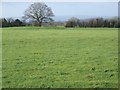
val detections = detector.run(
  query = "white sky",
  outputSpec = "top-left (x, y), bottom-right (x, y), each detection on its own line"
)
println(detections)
top-left (0, 0), bottom-right (119, 19)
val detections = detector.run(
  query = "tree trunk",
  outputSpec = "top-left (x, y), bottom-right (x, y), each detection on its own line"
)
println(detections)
top-left (39, 24), bottom-right (42, 27)
top-left (37, 20), bottom-right (42, 27)
top-left (38, 22), bottom-right (42, 27)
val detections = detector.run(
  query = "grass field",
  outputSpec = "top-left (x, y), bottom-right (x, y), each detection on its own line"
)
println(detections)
top-left (2, 27), bottom-right (118, 88)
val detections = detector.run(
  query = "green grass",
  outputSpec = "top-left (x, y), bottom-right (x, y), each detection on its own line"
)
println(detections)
top-left (2, 27), bottom-right (118, 88)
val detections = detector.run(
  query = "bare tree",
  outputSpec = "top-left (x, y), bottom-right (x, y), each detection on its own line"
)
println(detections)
top-left (23, 2), bottom-right (54, 27)
top-left (65, 17), bottom-right (80, 27)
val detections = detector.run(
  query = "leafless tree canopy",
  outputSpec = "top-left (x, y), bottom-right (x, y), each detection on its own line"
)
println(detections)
top-left (23, 2), bottom-right (54, 26)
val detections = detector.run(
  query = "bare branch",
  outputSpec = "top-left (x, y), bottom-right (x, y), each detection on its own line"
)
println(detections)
top-left (23, 2), bottom-right (54, 26)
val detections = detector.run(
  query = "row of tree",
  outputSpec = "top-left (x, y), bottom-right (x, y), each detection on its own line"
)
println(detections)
top-left (65, 17), bottom-right (119, 28)
top-left (0, 18), bottom-right (25, 27)
top-left (0, 17), bottom-right (119, 28)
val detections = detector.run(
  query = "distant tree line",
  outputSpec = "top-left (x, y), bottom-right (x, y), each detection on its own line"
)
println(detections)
top-left (0, 18), bottom-right (63, 27)
top-left (0, 18), bottom-right (25, 27)
top-left (0, 17), bottom-right (119, 28)
top-left (65, 17), bottom-right (119, 28)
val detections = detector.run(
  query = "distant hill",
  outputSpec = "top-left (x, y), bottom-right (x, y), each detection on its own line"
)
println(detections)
top-left (3, 15), bottom-right (117, 22)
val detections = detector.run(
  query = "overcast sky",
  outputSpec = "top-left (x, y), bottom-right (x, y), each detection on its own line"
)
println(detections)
top-left (1, 2), bottom-right (118, 19)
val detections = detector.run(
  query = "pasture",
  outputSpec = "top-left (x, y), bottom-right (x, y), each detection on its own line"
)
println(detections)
top-left (2, 27), bottom-right (118, 88)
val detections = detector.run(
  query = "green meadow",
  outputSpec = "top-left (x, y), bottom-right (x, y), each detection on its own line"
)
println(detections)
top-left (2, 27), bottom-right (118, 88)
